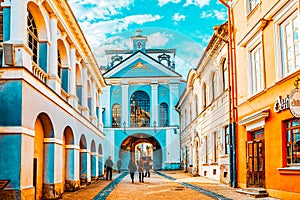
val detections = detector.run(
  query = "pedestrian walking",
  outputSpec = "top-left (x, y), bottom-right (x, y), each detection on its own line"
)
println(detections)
top-left (144, 158), bottom-right (151, 178)
top-left (105, 156), bottom-right (113, 180)
top-left (128, 158), bottom-right (137, 183)
top-left (117, 158), bottom-right (122, 173)
top-left (138, 158), bottom-right (145, 183)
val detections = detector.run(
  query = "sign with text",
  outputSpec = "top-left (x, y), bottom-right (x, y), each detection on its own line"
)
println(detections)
top-left (289, 88), bottom-right (300, 118)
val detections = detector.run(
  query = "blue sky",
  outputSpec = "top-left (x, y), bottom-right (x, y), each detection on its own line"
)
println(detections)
top-left (67, 0), bottom-right (227, 78)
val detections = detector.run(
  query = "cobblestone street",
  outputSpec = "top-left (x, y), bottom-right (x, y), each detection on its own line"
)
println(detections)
top-left (61, 170), bottom-right (279, 200)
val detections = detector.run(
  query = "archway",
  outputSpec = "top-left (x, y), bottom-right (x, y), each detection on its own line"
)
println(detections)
top-left (79, 134), bottom-right (88, 185)
top-left (33, 113), bottom-right (54, 199)
top-left (63, 126), bottom-right (74, 191)
top-left (120, 133), bottom-right (162, 170)
top-left (98, 144), bottom-right (103, 177)
top-left (90, 140), bottom-right (97, 180)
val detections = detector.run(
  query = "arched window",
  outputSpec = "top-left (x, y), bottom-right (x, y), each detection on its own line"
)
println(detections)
top-left (27, 10), bottom-right (38, 64)
top-left (159, 103), bottom-right (169, 127)
top-left (212, 73), bottom-right (217, 100)
top-left (130, 91), bottom-right (150, 127)
top-left (202, 83), bottom-right (207, 109)
top-left (222, 59), bottom-right (228, 91)
top-left (112, 104), bottom-right (121, 127)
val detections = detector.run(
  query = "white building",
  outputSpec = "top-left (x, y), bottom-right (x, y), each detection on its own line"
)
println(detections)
top-left (0, 0), bottom-right (106, 199)
top-left (176, 23), bottom-right (230, 184)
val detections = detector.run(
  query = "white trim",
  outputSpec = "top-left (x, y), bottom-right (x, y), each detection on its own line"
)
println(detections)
top-left (80, 149), bottom-right (91, 153)
top-left (239, 107), bottom-right (270, 131)
top-left (65, 144), bottom-right (80, 150)
top-left (0, 126), bottom-right (35, 137)
top-left (90, 152), bottom-right (98, 156)
top-left (44, 138), bottom-right (63, 145)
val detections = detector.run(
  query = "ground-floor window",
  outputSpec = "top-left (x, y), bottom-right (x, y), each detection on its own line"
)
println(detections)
top-left (285, 119), bottom-right (300, 165)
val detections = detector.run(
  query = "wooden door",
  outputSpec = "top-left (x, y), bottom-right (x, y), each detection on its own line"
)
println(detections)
top-left (246, 140), bottom-right (265, 188)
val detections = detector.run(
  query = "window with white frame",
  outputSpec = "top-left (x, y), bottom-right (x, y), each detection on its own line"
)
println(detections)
top-left (280, 12), bottom-right (300, 77)
top-left (212, 72), bottom-right (217, 100)
top-left (248, 0), bottom-right (260, 13)
top-left (224, 125), bottom-right (230, 155)
top-left (250, 44), bottom-right (263, 95)
top-left (202, 83), bottom-right (207, 109)
top-left (212, 132), bottom-right (217, 163)
top-left (222, 58), bottom-right (228, 91)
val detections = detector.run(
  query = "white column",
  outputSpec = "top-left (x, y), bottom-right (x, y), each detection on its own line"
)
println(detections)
top-left (91, 79), bottom-right (97, 124)
top-left (10, 0), bottom-right (27, 43)
top-left (121, 84), bottom-right (129, 126)
top-left (102, 86), bottom-right (111, 127)
top-left (48, 15), bottom-right (60, 93)
top-left (98, 92), bottom-right (104, 131)
top-left (82, 66), bottom-right (89, 118)
top-left (151, 83), bottom-right (158, 126)
top-left (169, 83), bottom-right (179, 126)
top-left (68, 46), bottom-right (78, 107)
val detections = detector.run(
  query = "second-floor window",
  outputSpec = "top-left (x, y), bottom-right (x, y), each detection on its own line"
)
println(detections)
top-left (27, 10), bottom-right (38, 64)
top-left (112, 104), bottom-right (121, 127)
top-left (130, 91), bottom-right (150, 127)
top-left (222, 59), bottom-right (228, 91)
top-left (159, 103), bottom-right (169, 127)
top-left (280, 13), bottom-right (300, 77)
top-left (250, 44), bottom-right (263, 95)
top-left (248, 0), bottom-right (259, 13)
top-left (212, 73), bottom-right (217, 100)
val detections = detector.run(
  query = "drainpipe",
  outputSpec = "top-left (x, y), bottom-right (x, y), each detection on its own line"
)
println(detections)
top-left (218, 0), bottom-right (238, 188)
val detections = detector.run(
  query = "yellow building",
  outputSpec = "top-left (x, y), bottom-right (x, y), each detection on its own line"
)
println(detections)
top-left (230, 0), bottom-right (300, 198)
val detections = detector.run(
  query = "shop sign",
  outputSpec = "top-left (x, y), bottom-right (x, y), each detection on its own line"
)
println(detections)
top-left (274, 95), bottom-right (289, 113)
top-left (289, 88), bottom-right (300, 118)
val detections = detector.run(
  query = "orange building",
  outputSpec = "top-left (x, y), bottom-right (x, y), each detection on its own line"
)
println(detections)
top-left (229, 0), bottom-right (300, 199)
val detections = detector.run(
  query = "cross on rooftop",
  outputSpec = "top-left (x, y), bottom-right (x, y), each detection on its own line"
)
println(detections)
top-left (137, 29), bottom-right (142, 36)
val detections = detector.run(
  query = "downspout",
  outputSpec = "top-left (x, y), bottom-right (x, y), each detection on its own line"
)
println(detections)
top-left (218, 0), bottom-right (238, 188)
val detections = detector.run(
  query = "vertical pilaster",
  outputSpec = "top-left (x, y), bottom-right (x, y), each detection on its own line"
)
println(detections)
top-left (82, 66), bottom-right (89, 118)
top-left (9, 0), bottom-right (26, 43)
top-left (169, 83), bottom-right (179, 126)
top-left (68, 46), bottom-right (78, 108)
top-left (102, 86), bottom-right (111, 127)
top-left (97, 92), bottom-right (104, 131)
top-left (48, 15), bottom-right (61, 93)
top-left (90, 80), bottom-right (97, 124)
top-left (151, 83), bottom-right (158, 126)
top-left (121, 84), bottom-right (129, 126)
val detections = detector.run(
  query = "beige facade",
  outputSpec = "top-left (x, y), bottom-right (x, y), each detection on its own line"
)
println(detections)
top-left (176, 23), bottom-right (230, 184)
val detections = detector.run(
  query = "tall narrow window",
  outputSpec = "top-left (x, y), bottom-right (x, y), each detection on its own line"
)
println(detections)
top-left (250, 44), bottom-right (263, 94)
top-left (112, 104), bottom-right (121, 127)
top-left (212, 132), bottom-right (217, 163)
top-left (280, 13), bottom-right (300, 77)
top-left (248, 0), bottom-right (259, 12)
top-left (222, 59), bottom-right (228, 91)
top-left (204, 136), bottom-right (208, 164)
top-left (195, 95), bottom-right (198, 117)
top-left (130, 91), bottom-right (150, 127)
top-left (285, 119), bottom-right (300, 166)
top-left (159, 103), bottom-right (168, 127)
top-left (212, 73), bottom-right (217, 100)
top-left (57, 50), bottom-right (62, 78)
top-left (27, 10), bottom-right (38, 64)
top-left (202, 83), bottom-right (207, 109)
top-left (224, 125), bottom-right (230, 155)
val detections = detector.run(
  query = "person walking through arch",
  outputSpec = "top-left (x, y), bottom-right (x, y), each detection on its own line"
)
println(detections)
top-left (117, 158), bottom-right (122, 173)
top-left (128, 158), bottom-right (137, 183)
top-left (144, 158), bottom-right (151, 178)
top-left (138, 158), bottom-right (145, 183)
top-left (105, 156), bottom-right (113, 180)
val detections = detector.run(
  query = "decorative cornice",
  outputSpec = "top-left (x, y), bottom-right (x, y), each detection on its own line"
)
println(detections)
top-left (239, 107), bottom-right (270, 126)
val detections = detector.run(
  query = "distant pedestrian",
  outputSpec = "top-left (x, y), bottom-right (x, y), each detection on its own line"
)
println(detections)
top-left (144, 158), bottom-right (151, 178)
top-left (105, 156), bottom-right (113, 180)
top-left (128, 158), bottom-right (137, 183)
top-left (138, 158), bottom-right (144, 183)
top-left (117, 158), bottom-right (122, 173)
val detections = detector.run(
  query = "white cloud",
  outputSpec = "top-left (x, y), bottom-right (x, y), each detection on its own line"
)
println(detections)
top-left (158, 0), bottom-right (181, 7)
top-left (67, 0), bottom-right (134, 21)
top-left (172, 13), bottom-right (186, 25)
top-left (183, 0), bottom-right (210, 8)
top-left (200, 10), bottom-right (227, 21)
top-left (147, 32), bottom-right (173, 47)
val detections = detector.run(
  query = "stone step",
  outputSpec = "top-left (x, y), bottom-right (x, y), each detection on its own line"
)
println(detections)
top-left (236, 188), bottom-right (268, 198)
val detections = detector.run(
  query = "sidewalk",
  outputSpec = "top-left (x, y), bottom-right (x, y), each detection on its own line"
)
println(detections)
top-left (160, 170), bottom-right (280, 200)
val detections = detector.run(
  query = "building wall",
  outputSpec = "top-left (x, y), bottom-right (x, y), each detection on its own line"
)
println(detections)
top-left (233, 0), bottom-right (300, 198)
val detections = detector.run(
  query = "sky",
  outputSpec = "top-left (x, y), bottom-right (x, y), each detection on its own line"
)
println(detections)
top-left (67, 0), bottom-right (227, 79)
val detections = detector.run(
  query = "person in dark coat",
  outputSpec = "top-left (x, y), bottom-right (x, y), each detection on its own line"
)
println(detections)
top-left (137, 158), bottom-right (144, 183)
top-left (117, 158), bottom-right (122, 173)
top-left (144, 158), bottom-right (151, 178)
top-left (105, 156), bottom-right (113, 180)
top-left (128, 158), bottom-right (137, 183)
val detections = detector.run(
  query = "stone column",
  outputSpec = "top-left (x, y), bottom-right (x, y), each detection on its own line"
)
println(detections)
top-left (151, 83), bottom-right (158, 126)
top-left (102, 86), bottom-right (111, 127)
top-left (81, 66), bottom-right (89, 118)
top-left (48, 14), bottom-right (61, 93)
top-left (121, 84), bottom-right (129, 126)
top-left (90, 79), bottom-right (97, 124)
top-left (68, 46), bottom-right (78, 108)
top-left (65, 145), bottom-right (80, 191)
top-left (10, 0), bottom-right (26, 43)
top-left (169, 83), bottom-right (179, 126)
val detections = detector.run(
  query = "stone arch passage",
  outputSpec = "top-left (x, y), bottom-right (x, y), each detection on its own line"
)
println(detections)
top-left (79, 134), bottom-right (88, 185)
top-left (119, 133), bottom-right (162, 170)
top-left (90, 140), bottom-right (97, 180)
top-left (98, 144), bottom-right (103, 177)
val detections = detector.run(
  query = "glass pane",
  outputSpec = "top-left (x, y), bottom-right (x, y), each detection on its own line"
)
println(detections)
top-left (292, 120), bottom-right (299, 126)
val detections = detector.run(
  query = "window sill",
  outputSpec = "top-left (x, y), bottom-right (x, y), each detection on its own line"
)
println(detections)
top-left (277, 166), bottom-right (300, 174)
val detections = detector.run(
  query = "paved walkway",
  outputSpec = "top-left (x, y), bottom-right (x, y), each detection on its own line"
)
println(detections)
top-left (61, 170), bottom-right (280, 200)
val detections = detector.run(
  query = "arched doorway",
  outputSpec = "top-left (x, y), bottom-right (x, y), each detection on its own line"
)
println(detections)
top-left (34, 113), bottom-right (54, 199)
top-left (90, 140), bottom-right (97, 180)
top-left (63, 126), bottom-right (74, 191)
top-left (119, 133), bottom-right (162, 170)
top-left (79, 134), bottom-right (88, 185)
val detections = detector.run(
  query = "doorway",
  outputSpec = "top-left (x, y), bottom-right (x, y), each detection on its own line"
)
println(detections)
top-left (246, 129), bottom-right (265, 188)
